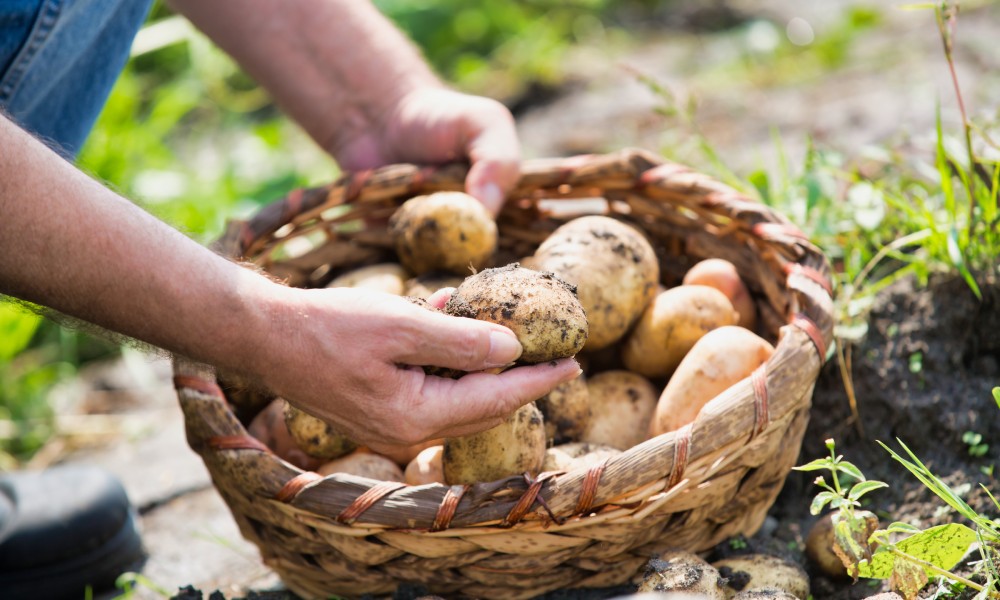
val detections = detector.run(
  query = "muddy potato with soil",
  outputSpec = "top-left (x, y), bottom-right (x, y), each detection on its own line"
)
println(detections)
top-left (326, 263), bottom-right (408, 295)
top-left (247, 399), bottom-right (323, 471)
top-left (389, 191), bottom-right (497, 276)
top-left (283, 401), bottom-right (358, 460)
top-left (404, 445), bottom-right (445, 485)
top-left (536, 373), bottom-right (590, 444)
top-left (443, 402), bottom-right (546, 484)
top-left (532, 216), bottom-right (659, 351)
top-left (637, 551), bottom-right (727, 599)
top-left (542, 442), bottom-right (620, 472)
top-left (650, 326), bottom-right (774, 437)
top-left (581, 370), bottom-right (658, 450)
top-left (711, 555), bottom-right (810, 600)
top-left (683, 258), bottom-right (757, 330)
top-left (317, 450), bottom-right (405, 481)
top-left (623, 285), bottom-right (739, 378)
top-left (444, 264), bottom-right (588, 363)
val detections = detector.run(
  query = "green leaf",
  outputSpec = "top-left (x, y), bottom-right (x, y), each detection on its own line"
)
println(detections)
top-left (856, 523), bottom-right (977, 578)
top-left (889, 556), bottom-right (928, 600)
top-left (0, 302), bottom-right (42, 362)
top-left (993, 387), bottom-right (1000, 411)
top-left (794, 458), bottom-right (834, 472)
top-left (947, 226), bottom-right (982, 300)
top-left (849, 480), bottom-right (889, 501)
top-left (810, 491), bottom-right (841, 516)
top-left (836, 461), bottom-right (866, 482)
top-left (885, 522), bottom-right (922, 536)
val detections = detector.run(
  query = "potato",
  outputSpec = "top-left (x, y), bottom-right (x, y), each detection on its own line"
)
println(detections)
top-left (389, 191), bottom-right (497, 276)
top-left (326, 263), bottom-right (407, 295)
top-left (683, 259), bottom-right (756, 331)
top-left (404, 445), bottom-right (445, 485)
top-left (318, 450), bottom-right (405, 481)
top-left (542, 442), bottom-right (620, 472)
top-left (805, 513), bottom-right (848, 580)
top-left (217, 370), bottom-right (274, 425)
top-left (443, 402), bottom-right (546, 484)
top-left (532, 216), bottom-right (659, 351)
top-left (637, 551), bottom-right (727, 599)
top-left (378, 438), bottom-right (445, 467)
top-left (732, 590), bottom-right (799, 600)
top-left (711, 555), bottom-right (809, 600)
top-left (283, 401), bottom-right (358, 460)
top-left (622, 285), bottom-right (738, 378)
top-left (247, 399), bottom-right (323, 471)
top-left (581, 370), bottom-right (658, 450)
top-left (536, 373), bottom-right (590, 444)
top-left (650, 326), bottom-right (774, 437)
top-left (403, 272), bottom-right (464, 300)
top-left (444, 264), bottom-right (588, 363)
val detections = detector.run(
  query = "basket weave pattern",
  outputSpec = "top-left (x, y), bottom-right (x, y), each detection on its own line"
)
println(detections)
top-left (172, 149), bottom-right (834, 599)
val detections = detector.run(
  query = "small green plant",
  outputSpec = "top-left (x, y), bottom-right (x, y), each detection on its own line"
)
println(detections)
top-left (796, 436), bottom-right (1000, 599)
top-left (964, 431), bottom-right (990, 458)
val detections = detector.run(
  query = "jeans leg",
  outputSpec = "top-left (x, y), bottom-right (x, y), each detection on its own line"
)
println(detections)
top-left (0, 0), bottom-right (154, 159)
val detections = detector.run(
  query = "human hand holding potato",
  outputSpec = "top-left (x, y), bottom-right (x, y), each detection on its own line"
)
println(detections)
top-left (248, 282), bottom-right (581, 455)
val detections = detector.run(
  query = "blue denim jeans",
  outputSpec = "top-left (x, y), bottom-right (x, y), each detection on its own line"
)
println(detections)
top-left (0, 0), bottom-right (153, 158)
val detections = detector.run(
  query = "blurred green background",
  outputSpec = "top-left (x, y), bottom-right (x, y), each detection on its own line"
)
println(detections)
top-left (2, 0), bottom-right (997, 462)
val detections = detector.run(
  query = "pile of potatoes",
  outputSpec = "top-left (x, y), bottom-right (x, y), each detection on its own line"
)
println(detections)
top-left (242, 191), bottom-right (776, 488)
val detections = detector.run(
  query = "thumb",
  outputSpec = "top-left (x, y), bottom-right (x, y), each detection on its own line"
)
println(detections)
top-left (396, 306), bottom-right (523, 371)
top-left (464, 108), bottom-right (520, 215)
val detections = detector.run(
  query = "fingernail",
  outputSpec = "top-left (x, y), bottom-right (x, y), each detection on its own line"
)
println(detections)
top-left (487, 330), bottom-right (522, 367)
top-left (476, 182), bottom-right (505, 215)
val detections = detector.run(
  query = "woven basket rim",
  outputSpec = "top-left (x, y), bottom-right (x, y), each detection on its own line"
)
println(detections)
top-left (173, 148), bottom-right (835, 535)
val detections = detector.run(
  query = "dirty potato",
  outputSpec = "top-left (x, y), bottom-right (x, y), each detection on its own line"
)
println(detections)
top-left (581, 370), bottom-right (658, 450)
top-left (637, 551), bottom-right (727, 599)
top-left (531, 216), bottom-right (659, 351)
top-left (443, 403), bottom-right (546, 484)
top-left (622, 285), bottom-right (738, 378)
top-left (711, 555), bottom-right (810, 600)
top-left (536, 373), bottom-right (590, 444)
top-left (326, 263), bottom-right (408, 295)
top-left (445, 264), bottom-right (588, 363)
top-left (650, 326), bottom-right (774, 437)
top-left (283, 401), bottom-right (358, 460)
top-left (389, 191), bottom-right (497, 276)
top-left (318, 450), bottom-right (405, 482)
top-left (247, 399), bottom-right (323, 471)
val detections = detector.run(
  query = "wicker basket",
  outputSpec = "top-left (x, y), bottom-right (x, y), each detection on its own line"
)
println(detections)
top-left (172, 149), bottom-right (834, 599)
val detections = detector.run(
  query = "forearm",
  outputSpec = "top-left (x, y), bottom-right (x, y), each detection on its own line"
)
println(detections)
top-left (0, 115), bottom-right (272, 374)
top-left (167, 0), bottom-right (441, 156)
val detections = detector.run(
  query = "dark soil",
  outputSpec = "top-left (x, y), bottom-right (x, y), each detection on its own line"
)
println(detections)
top-left (731, 274), bottom-right (1000, 598)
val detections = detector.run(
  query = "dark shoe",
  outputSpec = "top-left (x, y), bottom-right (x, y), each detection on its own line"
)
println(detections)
top-left (0, 464), bottom-right (145, 599)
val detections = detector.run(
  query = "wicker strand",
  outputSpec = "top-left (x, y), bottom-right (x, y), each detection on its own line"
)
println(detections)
top-left (750, 365), bottom-right (770, 440)
top-left (275, 472), bottom-right (324, 503)
top-left (574, 461), bottom-right (609, 516)
top-left (208, 435), bottom-right (270, 453)
top-left (784, 262), bottom-right (833, 296)
top-left (791, 313), bottom-right (828, 359)
top-left (666, 424), bottom-right (693, 490)
top-left (501, 473), bottom-right (547, 528)
top-left (337, 482), bottom-right (407, 525)
top-left (431, 485), bottom-right (468, 532)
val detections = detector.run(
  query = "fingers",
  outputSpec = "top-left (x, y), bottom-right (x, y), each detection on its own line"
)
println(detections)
top-left (426, 287), bottom-right (454, 310)
top-left (419, 358), bottom-right (582, 438)
top-left (464, 102), bottom-right (521, 215)
top-left (395, 303), bottom-right (523, 370)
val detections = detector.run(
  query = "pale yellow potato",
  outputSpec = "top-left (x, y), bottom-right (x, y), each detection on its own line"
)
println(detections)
top-left (711, 555), bottom-right (810, 600)
top-left (283, 402), bottom-right (358, 460)
top-left (581, 370), bottom-right (658, 450)
top-left (683, 258), bottom-right (757, 330)
top-left (326, 263), bottom-right (408, 295)
top-left (532, 216), bottom-right (659, 351)
top-left (389, 191), bottom-right (498, 276)
top-left (444, 264), bottom-right (588, 363)
top-left (443, 403), bottom-right (546, 484)
top-left (622, 285), bottom-right (739, 378)
top-left (318, 450), bottom-right (405, 482)
top-left (536, 373), bottom-right (590, 444)
top-left (403, 273), bottom-right (464, 300)
top-left (650, 326), bottom-right (774, 438)
top-left (404, 445), bottom-right (445, 486)
top-left (805, 513), bottom-right (848, 580)
top-left (541, 442), bottom-right (620, 473)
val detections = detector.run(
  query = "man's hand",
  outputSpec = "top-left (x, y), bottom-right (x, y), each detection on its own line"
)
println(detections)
top-left (252, 285), bottom-right (581, 453)
top-left (332, 88), bottom-right (520, 216)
